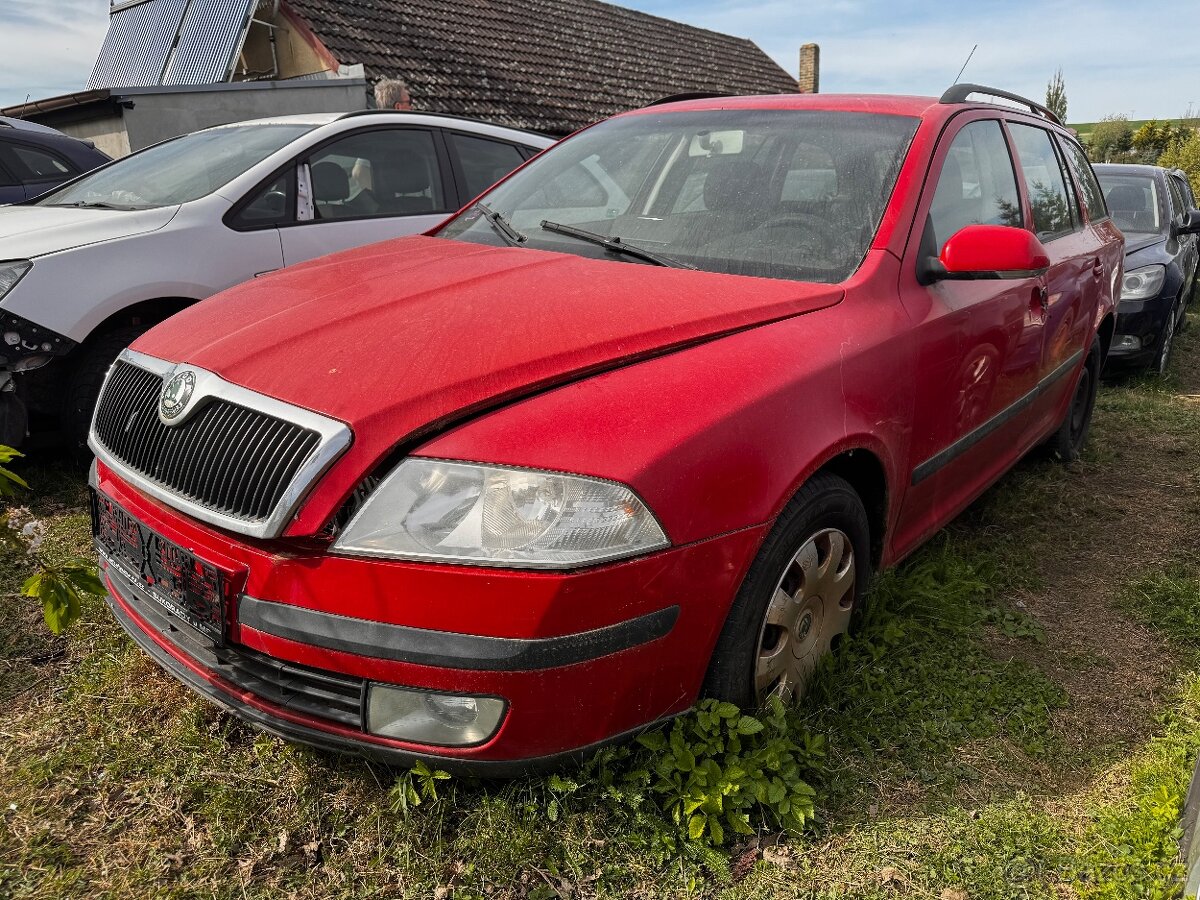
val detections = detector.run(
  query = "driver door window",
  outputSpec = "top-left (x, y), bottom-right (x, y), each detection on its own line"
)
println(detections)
top-left (279, 128), bottom-right (450, 267)
top-left (926, 119), bottom-right (1022, 253)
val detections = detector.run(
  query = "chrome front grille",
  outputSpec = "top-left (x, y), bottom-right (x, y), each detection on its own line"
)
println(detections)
top-left (90, 349), bottom-right (352, 539)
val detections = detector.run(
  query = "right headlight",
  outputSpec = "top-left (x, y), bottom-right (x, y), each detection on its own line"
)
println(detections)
top-left (332, 458), bottom-right (670, 569)
top-left (1121, 264), bottom-right (1166, 300)
top-left (0, 260), bottom-right (31, 300)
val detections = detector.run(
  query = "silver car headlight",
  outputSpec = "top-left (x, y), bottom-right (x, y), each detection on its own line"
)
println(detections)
top-left (332, 458), bottom-right (669, 569)
top-left (1121, 264), bottom-right (1165, 300)
top-left (0, 260), bottom-right (31, 300)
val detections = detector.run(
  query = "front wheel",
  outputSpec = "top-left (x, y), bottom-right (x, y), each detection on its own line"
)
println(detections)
top-left (63, 325), bottom-right (147, 448)
top-left (704, 472), bottom-right (870, 709)
top-left (1047, 337), bottom-right (1101, 463)
top-left (1151, 302), bottom-right (1178, 376)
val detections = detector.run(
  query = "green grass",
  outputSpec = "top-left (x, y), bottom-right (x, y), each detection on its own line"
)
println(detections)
top-left (3, 315), bottom-right (1200, 897)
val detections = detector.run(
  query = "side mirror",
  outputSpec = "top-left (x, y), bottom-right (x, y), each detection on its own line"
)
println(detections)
top-left (921, 224), bottom-right (1051, 283)
top-left (1175, 208), bottom-right (1200, 236)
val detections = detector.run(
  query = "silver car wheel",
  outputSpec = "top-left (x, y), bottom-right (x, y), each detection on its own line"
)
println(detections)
top-left (754, 527), bottom-right (855, 703)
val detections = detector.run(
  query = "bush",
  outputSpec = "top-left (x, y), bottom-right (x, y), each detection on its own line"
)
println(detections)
top-left (1159, 129), bottom-right (1200, 200)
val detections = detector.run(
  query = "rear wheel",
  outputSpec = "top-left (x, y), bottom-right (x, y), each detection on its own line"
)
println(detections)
top-left (1047, 336), bottom-right (1101, 463)
top-left (63, 325), bottom-right (146, 448)
top-left (704, 472), bottom-right (870, 709)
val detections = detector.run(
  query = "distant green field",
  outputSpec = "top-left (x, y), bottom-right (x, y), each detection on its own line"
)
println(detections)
top-left (1070, 117), bottom-right (1199, 140)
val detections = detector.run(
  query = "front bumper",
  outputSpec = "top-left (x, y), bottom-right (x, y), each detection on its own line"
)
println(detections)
top-left (1108, 294), bottom-right (1175, 366)
top-left (94, 460), bottom-right (766, 771)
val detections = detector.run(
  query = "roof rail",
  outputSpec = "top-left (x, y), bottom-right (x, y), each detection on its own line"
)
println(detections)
top-left (940, 83), bottom-right (1062, 126)
top-left (646, 92), bottom-right (732, 107)
top-left (335, 108), bottom-right (553, 138)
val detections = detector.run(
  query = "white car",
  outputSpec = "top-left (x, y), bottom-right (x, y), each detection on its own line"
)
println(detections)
top-left (0, 112), bottom-right (553, 445)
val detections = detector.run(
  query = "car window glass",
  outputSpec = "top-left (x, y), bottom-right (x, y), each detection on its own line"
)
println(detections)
top-left (1096, 173), bottom-right (1163, 236)
top-left (10, 144), bottom-right (74, 181)
top-left (442, 109), bottom-right (919, 284)
top-left (1057, 138), bottom-right (1107, 222)
top-left (308, 129), bottom-right (444, 221)
top-left (1165, 174), bottom-right (1185, 219)
top-left (37, 123), bottom-right (313, 210)
top-left (0, 156), bottom-right (17, 188)
top-left (1007, 123), bottom-right (1078, 242)
top-left (449, 133), bottom-right (525, 199)
top-left (230, 170), bottom-right (294, 228)
top-left (927, 120), bottom-right (1022, 253)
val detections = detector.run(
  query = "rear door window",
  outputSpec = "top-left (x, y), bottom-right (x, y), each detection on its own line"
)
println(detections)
top-left (8, 143), bottom-right (76, 182)
top-left (1007, 123), bottom-right (1079, 242)
top-left (448, 133), bottom-right (526, 200)
top-left (1057, 137), bottom-right (1107, 222)
top-left (927, 119), bottom-right (1022, 253)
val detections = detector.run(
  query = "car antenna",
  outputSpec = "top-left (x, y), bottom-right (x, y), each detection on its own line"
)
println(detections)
top-left (953, 45), bottom-right (978, 85)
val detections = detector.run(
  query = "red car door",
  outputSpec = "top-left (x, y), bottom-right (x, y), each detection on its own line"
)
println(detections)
top-left (1004, 122), bottom-right (1104, 438)
top-left (892, 115), bottom-right (1047, 557)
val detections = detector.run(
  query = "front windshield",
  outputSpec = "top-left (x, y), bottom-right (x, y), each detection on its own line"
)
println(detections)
top-left (37, 123), bottom-right (315, 210)
top-left (1096, 173), bottom-right (1163, 237)
top-left (439, 109), bottom-right (919, 283)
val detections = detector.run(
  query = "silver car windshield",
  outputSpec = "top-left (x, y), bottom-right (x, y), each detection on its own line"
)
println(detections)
top-left (37, 123), bottom-right (315, 210)
top-left (439, 109), bottom-right (919, 283)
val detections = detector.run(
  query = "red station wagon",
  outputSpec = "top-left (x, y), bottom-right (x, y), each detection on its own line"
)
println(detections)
top-left (89, 84), bottom-right (1122, 772)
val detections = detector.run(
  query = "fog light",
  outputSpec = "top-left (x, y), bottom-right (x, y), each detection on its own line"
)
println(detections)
top-left (1112, 334), bottom-right (1141, 351)
top-left (366, 684), bottom-right (506, 746)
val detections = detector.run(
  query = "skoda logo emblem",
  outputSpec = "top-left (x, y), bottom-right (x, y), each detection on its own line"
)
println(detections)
top-left (159, 370), bottom-right (196, 422)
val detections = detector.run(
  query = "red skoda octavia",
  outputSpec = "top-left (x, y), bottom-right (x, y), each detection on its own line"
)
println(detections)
top-left (89, 85), bottom-right (1121, 772)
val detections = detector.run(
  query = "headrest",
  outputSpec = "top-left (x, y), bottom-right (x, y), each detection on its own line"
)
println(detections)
top-left (702, 157), bottom-right (766, 212)
top-left (311, 161), bottom-right (349, 202)
top-left (1105, 184), bottom-right (1147, 212)
top-left (377, 150), bottom-right (432, 195)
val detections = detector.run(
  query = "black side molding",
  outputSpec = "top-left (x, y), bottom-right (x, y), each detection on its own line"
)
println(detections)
top-left (911, 349), bottom-right (1083, 486)
top-left (238, 597), bottom-right (680, 672)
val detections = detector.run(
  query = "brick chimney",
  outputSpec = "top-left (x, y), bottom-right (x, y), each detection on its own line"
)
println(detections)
top-left (799, 43), bottom-right (820, 93)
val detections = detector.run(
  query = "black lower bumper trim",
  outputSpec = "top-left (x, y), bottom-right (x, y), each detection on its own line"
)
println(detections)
top-left (238, 596), bottom-right (679, 672)
top-left (103, 570), bottom-right (682, 777)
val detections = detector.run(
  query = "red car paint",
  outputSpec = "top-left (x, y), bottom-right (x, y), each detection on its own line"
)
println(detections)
top-left (95, 93), bottom-right (1121, 769)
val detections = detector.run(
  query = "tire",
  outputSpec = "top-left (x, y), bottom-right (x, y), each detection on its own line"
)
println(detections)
top-left (703, 472), bottom-right (870, 710)
top-left (63, 325), bottom-right (146, 448)
top-left (1047, 336), bottom-right (1101, 464)
top-left (1151, 301), bottom-right (1178, 377)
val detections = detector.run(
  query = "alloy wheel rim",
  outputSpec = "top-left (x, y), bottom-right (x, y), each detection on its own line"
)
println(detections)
top-left (754, 527), bottom-right (855, 703)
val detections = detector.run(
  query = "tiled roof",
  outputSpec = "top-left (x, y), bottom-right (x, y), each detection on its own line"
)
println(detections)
top-left (285, 0), bottom-right (798, 135)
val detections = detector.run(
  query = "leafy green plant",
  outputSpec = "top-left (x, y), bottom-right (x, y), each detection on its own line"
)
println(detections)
top-left (389, 759), bottom-right (452, 814)
top-left (0, 445), bottom-right (103, 634)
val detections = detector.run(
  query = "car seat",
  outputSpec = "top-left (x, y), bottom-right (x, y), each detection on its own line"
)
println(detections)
top-left (1106, 184), bottom-right (1157, 233)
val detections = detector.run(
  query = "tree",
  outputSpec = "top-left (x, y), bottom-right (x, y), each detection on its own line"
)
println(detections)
top-left (1132, 120), bottom-right (1189, 163)
top-left (1087, 115), bottom-right (1133, 163)
top-left (1045, 68), bottom-right (1067, 123)
top-left (1160, 128), bottom-right (1200, 200)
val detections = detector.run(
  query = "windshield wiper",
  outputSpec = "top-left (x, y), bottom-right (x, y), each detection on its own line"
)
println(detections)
top-left (44, 201), bottom-right (138, 210)
top-left (473, 202), bottom-right (527, 246)
top-left (539, 220), bottom-right (694, 269)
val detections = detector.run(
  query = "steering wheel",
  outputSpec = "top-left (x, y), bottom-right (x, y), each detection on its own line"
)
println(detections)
top-left (753, 212), bottom-right (842, 256)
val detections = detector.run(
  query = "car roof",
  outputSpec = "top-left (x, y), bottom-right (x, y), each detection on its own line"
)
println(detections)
top-left (624, 91), bottom-right (1075, 134)
top-left (1093, 163), bottom-right (1167, 177)
top-left (202, 111), bottom-right (553, 142)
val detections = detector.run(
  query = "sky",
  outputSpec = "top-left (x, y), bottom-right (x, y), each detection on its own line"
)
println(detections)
top-left (0, 0), bottom-right (1197, 123)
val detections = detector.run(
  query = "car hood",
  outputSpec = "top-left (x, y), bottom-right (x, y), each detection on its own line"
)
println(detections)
top-left (135, 235), bottom-right (844, 454)
top-left (0, 204), bottom-right (179, 257)
top-left (1123, 232), bottom-right (1167, 257)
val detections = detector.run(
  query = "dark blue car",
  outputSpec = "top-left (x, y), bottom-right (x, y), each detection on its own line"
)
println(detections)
top-left (0, 118), bottom-right (111, 205)
top-left (1095, 163), bottom-right (1200, 374)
